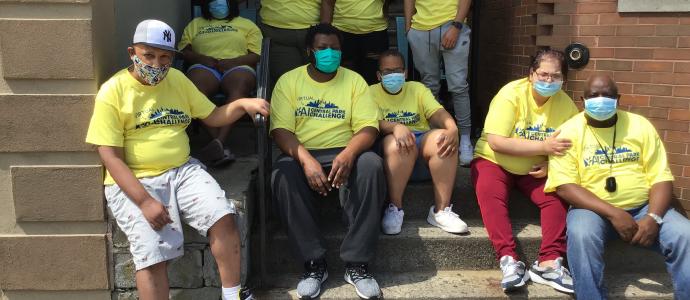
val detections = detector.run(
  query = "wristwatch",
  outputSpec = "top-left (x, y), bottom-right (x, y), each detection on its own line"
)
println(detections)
top-left (647, 213), bottom-right (664, 225)
top-left (451, 21), bottom-right (463, 30)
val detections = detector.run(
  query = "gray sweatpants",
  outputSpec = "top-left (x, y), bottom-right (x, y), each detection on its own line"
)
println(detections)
top-left (271, 148), bottom-right (386, 264)
top-left (408, 22), bottom-right (472, 135)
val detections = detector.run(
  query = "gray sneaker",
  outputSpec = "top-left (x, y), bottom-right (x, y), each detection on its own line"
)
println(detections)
top-left (344, 263), bottom-right (381, 299)
top-left (528, 257), bottom-right (574, 294)
top-left (297, 259), bottom-right (328, 299)
top-left (499, 255), bottom-right (529, 292)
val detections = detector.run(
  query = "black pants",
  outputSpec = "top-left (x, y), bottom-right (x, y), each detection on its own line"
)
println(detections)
top-left (271, 148), bottom-right (386, 263)
top-left (341, 30), bottom-right (390, 85)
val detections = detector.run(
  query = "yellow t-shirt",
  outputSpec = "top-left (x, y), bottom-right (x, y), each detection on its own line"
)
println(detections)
top-left (370, 81), bottom-right (443, 132)
top-left (474, 78), bottom-right (579, 175)
top-left (270, 65), bottom-right (380, 149)
top-left (260, 0), bottom-right (320, 29)
top-left (411, 0), bottom-right (458, 31)
top-left (545, 112), bottom-right (674, 209)
top-left (85, 68), bottom-right (216, 185)
top-left (332, 0), bottom-right (388, 34)
top-left (178, 17), bottom-right (262, 60)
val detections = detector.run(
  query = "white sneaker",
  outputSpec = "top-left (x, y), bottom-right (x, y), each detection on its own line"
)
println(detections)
top-left (381, 203), bottom-right (404, 235)
top-left (459, 136), bottom-right (473, 167)
top-left (426, 205), bottom-right (468, 233)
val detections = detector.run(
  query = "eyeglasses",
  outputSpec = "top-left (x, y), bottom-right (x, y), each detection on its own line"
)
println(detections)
top-left (379, 68), bottom-right (404, 76)
top-left (534, 71), bottom-right (563, 82)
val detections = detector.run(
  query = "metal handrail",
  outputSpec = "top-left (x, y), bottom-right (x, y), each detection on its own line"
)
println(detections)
top-left (254, 37), bottom-right (271, 286)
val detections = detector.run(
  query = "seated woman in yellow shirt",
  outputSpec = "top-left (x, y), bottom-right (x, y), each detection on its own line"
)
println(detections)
top-left (372, 50), bottom-right (468, 235)
top-left (178, 0), bottom-right (263, 165)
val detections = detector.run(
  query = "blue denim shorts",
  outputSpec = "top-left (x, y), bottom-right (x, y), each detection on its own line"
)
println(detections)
top-left (187, 64), bottom-right (256, 81)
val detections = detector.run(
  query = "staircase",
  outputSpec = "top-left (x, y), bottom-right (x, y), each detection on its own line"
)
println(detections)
top-left (251, 165), bottom-right (674, 299)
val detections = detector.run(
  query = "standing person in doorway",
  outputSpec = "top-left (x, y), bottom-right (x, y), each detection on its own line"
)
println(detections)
top-left (260, 0), bottom-right (334, 85)
top-left (330, 0), bottom-right (389, 84)
top-left (179, 0), bottom-right (263, 166)
top-left (471, 49), bottom-right (576, 293)
top-left (404, 0), bottom-right (474, 166)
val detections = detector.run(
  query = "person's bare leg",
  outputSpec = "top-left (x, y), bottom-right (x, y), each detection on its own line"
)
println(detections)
top-left (382, 134), bottom-right (417, 208)
top-left (187, 68), bottom-right (222, 139)
top-left (421, 129), bottom-right (458, 210)
top-left (217, 71), bottom-right (256, 145)
top-left (208, 214), bottom-right (241, 288)
top-left (135, 262), bottom-right (169, 300)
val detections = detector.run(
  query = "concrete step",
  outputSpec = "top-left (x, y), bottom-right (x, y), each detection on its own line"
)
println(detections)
top-left (253, 220), bottom-right (665, 274)
top-left (254, 270), bottom-right (673, 299)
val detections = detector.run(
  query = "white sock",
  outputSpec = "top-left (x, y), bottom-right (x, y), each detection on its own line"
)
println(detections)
top-left (222, 285), bottom-right (241, 300)
top-left (460, 133), bottom-right (471, 146)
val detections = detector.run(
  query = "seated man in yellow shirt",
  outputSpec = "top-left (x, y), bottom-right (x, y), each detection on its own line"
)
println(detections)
top-left (270, 23), bottom-right (384, 300)
top-left (371, 50), bottom-right (468, 235)
top-left (545, 74), bottom-right (690, 299)
top-left (85, 20), bottom-right (268, 300)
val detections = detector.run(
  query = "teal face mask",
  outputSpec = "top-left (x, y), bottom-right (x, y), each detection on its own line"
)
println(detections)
top-left (533, 80), bottom-right (563, 97)
top-left (584, 96), bottom-right (617, 121)
top-left (313, 48), bottom-right (341, 74)
top-left (209, 0), bottom-right (229, 19)
top-left (381, 73), bottom-right (405, 94)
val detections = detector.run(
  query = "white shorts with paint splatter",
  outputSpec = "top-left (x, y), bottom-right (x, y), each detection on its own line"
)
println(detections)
top-left (105, 158), bottom-right (235, 271)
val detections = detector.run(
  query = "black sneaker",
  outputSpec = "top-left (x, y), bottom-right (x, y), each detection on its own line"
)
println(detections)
top-left (239, 286), bottom-right (254, 300)
top-left (344, 263), bottom-right (382, 299)
top-left (297, 259), bottom-right (328, 299)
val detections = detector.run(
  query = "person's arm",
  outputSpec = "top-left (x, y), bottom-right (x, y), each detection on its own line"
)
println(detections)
top-left (201, 98), bottom-right (269, 128)
top-left (180, 45), bottom-right (218, 68)
top-left (379, 120), bottom-right (416, 155)
top-left (328, 127), bottom-right (378, 188)
top-left (441, 0), bottom-right (472, 49)
top-left (320, 0), bottom-right (336, 24)
top-left (217, 53), bottom-right (261, 72)
top-left (403, 0), bottom-right (416, 32)
top-left (428, 109), bottom-right (459, 157)
top-left (556, 183), bottom-right (638, 242)
top-left (487, 130), bottom-right (571, 157)
top-left (97, 146), bottom-right (172, 230)
top-left (630, 181), bottom-right (673, 246)
top-left (272, 128), bottom-right (331, 195)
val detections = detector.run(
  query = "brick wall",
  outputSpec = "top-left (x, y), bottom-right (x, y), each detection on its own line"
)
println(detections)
top-left (476, 0), bottom-right (690, 213)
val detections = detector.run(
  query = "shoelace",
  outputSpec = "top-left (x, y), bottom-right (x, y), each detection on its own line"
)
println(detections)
top-left (347, 264), bottom-right (374, 282)
top-left (439, 205), bottom-right (460, 218)
top-left (301, 263), bottom-right (326, 280)
top-left (501, 260), bottom-right (520, 276)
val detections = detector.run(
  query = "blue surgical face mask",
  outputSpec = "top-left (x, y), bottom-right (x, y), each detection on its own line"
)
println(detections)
top-left (313, 48), bottom-right (341, 74)
top-left (533, 80), bottom-right (563, 97)
top-left (381, 73), bottom-right (405, 94)
top-left (209, 0), bottom-right (229, 19)
top-left (584, 96), bottom-right (618, 121)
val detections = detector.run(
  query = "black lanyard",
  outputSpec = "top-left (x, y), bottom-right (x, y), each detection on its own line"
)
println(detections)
top-left (587, 124), bottom-right (618, 192)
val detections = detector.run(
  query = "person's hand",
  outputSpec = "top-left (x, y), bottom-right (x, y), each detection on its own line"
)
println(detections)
top-left (528, 161), bottom-right (548, 178)
top-left (441, 26), bottom-right (460, 49)
top-left (302, 157), bottom-right (330, 196)
top-left (217, 58), bottom-right (241, 73)
top-left (239, 98), bottom-right (270, 117)
top-left (405, 20), bottom-right (411, 34)
top-left (608, 208), bottom-right (638, 242)
top-left (436, 129), bottom-right (458, 158)
top-left (630, 216), bottom-right (660, 247)
top-left (329, 150), bottom-right (355, 189)
top-left (392, 124), bottom-right (416, 155)
top-left (542, 130), bottom-right (572, 156)
top-left (139, 197), bottom-right (172, 231)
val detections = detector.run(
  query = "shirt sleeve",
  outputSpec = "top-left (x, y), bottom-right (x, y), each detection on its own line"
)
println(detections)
top-left (246, 21), bottom-right (263, 55)
top-left (483, 88), bottom-right (517, 137)
top-left (351, 78), bottom-right (380, 133)
top-left (269, 77), bottom-right (296, 133)
top-left (420, 84), bottom-right (443, 119)
top-left (641, 119), bottom-right (675, 185)
top-left (544, 124), bottom-right (580, 192)
top-left (178, 19), bottom-right (196, 50)
top-left (85, 86), bottom-right (124, 147)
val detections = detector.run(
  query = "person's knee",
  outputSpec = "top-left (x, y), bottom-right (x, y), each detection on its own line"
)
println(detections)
top-left (355, 151), bottom-right (384, 175)
top-left (209, 214), bottom-right (237, 235)
top-left (272, 158), bottom-right (303, 187)
top-left (382, 135), bottom-right (417, 160)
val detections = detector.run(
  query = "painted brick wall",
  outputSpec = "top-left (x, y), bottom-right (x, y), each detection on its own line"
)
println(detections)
top-left (476, 0), bottom-right (690, 212)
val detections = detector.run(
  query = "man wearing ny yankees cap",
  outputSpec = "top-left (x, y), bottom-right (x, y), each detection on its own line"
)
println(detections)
top-left (85, 19), bottom-right (268, 300)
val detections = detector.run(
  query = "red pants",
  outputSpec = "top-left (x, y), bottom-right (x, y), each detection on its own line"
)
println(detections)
top-left (471, 158), bottom-right (567, 263)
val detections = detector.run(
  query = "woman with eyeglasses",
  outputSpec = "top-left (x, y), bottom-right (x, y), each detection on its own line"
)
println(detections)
top-left (471, 49), bottom-right (578, 293)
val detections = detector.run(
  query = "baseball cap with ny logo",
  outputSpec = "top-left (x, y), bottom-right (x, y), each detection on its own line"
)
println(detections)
top-left (132, 19), bottom-right (178, 52)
